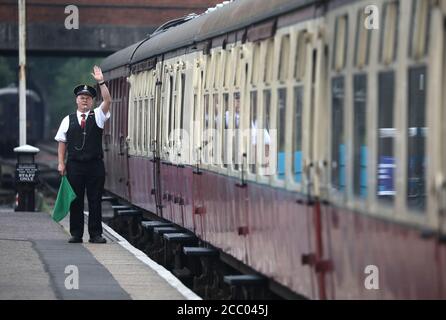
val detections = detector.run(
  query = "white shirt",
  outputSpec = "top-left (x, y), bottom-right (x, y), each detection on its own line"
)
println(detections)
top-left (54, 103), bottom-right (111, 143)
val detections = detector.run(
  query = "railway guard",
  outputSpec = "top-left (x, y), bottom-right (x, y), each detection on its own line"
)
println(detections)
top-left (54, 66), bottom-right (111, 243)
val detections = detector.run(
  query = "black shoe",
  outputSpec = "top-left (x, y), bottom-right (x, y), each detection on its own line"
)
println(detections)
top-left (89, 236), bottom-right (107, 244)
top-left (68, 236), bottom-right (83, 243)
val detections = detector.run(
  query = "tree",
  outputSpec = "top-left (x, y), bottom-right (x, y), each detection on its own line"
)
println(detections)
top-left (0, 56), bottom-right (16, 87)
top-left (27, 56), bottom-right (102, 138)
top-left (0, 55), bottom-right (103, 140)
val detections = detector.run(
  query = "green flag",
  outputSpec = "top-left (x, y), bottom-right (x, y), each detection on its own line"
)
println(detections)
top-left (52, 176), bottom-right (77, 222)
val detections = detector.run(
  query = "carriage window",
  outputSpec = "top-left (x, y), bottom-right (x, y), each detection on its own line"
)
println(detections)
top-left (409, 0), bottom-right (430, 60)
top-left (147, 74), bottom-right (153, 97)
top-left (233, 92), bottom-right (241, 170)
top-left (149, 72), bottom-right (154, 95)
top-left (162, 74), bottom-right (166, 93)
top-left (139, 74), bottom-right (145, 97)
top-left (119, 79), bottom-right (125, 142)
top-left (193, 62), bottom-right (200, 89)
top-left (213, 94), bottom-right (219, 128)
top-left (168, 76), bottom-right (173, 145)
top-left (380, 1), bottom-right (399, 65)
top-left (180, 74), bottom-right (185, 137)
top-left (277, 88), bottom-right (286, 180)
top-left (194, 94), bottom-right (198, 124)
top-left (135, 98), bottom-right (139, 152)
top-left (193, 94), bottom-right (199, 157)
top-left (222, 93), bottom-right (229, 168)
top-left (213, 94), bottom-right (219, 164)
top-left (279, 35), bottom-right (290, 82)
top-left (264, 39), bottom-right (274, 84)
top-left (132, 100), bottom-right (137, 152)
top-left (138, 99), bottom-right (143, 153)
top-left (119, 80), bottom-right (125, 140)
top-left (203, 94), bottom-right (210, 163)
top-left (134, 74), bottom-right (139, 97)
top-left (377, 71), bottom-right (395, 202)
top-left (295, 31), bottom-right (307, 81)
top-left (180, 73), bottom-right (186, 134)
top-left (174, 69), bottom-right (179, 92)
top-left (249, 91), bottom-right (257, 174)
top-left (293, 86), bottom-right (303, 183)
top-left (251, 43), bottom-right (261, 85)
top-left (214, 51), bottom-right (221, 88)
top-left (128, 98), bottom-right (133, 151)
top-left (262, 90), bottom-right (271, 170)
top-left (331, 77), bottom-right (345, 191)
top-left (150, 97), bottom-right (155, 151)
top-left (173, 96), bottom-right (177, 143)
top-left (235, 47), bottom-right (242, 87)
top-left (233, 48), bottom-right (238, 87)
top-left (355, 9), bottom-right (371, 68)
top-left (220, 52), bottom-right (227, 88)
top-left (333, 15), bottom-right (348, 71)
top-left (160, 97), bottom-right (164, 151)
top-left (407, 66), bottom-right (427, 212)
top-left (353, 74), bottom-right (367, 197)
top-left (205, 54), bottom-right (213, 89)
top-left (111, 82), bottom-right (117, 143)
top-left (224, 49), bottom-right (233, 88)
top-left (144, 98), bottom-right (149, 153)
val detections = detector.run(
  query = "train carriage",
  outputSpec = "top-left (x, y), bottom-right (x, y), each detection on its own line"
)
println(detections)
top-left (0, 85), bottom-right (45, 158)
top-left (100, 0), bottom-right (446, 299)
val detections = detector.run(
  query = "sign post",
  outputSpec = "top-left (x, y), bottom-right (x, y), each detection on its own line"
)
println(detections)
top-left (14, 145), bottom-right (39, 211)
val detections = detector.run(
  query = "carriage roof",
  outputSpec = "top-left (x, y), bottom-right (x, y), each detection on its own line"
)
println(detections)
top-left (101, 0), bottom-right (317, 73)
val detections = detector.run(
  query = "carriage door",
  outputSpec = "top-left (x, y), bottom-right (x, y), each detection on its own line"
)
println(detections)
top-left (153, 60), bottom-right (165, 216)
top-left (120, 76), bottom-right (131, 201)
top-left (191, 52), bottom-right (206, 238)
top-left (307, 23), bottom-right (335, 300)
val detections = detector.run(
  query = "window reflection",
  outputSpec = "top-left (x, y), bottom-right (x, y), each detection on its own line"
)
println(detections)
top-left (377, 71), bottom-right (395, 202)
top-left (407, 66), bottom-right (427, 212)
top-left (331, 77), bottom-right (345, 192)
top-left (277, 88), bottom-right (286, 180)
top-left (353, 74), bottom-right (367, 198)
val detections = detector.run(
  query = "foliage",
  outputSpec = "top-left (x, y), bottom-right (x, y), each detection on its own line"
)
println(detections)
top-left (31, 57), bottom-right (102, 135)
top-left (0, 56), bottom-right (16, 88)
top-left (0, 56), bottom-right (103, 139)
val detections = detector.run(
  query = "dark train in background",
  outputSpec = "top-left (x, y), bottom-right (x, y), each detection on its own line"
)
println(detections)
top-left (99, 0), bottom-right (446, 299)
top-left (0, 84), bottom-right (45, 157)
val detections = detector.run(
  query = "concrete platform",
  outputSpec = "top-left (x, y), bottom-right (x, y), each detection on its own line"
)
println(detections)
top-left (0, 207), bottom-right (200, 300)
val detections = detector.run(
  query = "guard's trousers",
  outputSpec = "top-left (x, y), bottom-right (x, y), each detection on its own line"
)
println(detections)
top-left (66, 159), bottom-right (105, 238)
